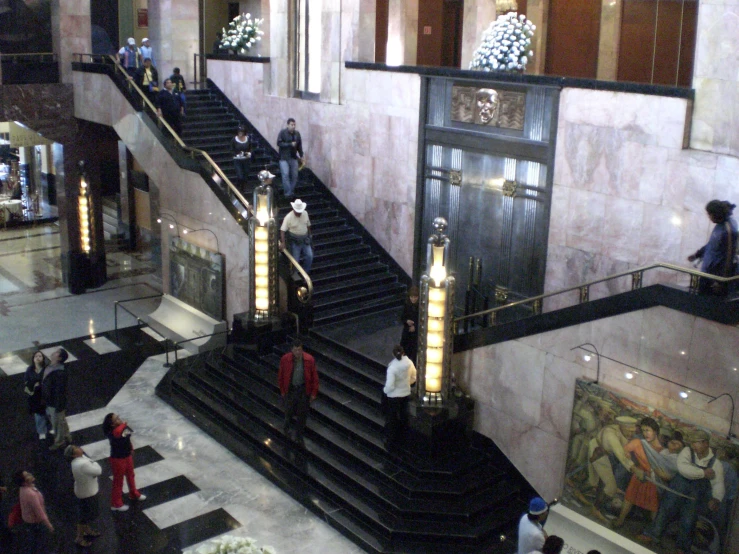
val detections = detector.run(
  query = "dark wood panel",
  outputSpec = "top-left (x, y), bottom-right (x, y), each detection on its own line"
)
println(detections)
top-left (545, 0), bottom-right (602, 78)
top-left (440, 0), bottom-right (464, 67)
top-left (375, 0), bottom-right (389, 63)
top-left (653, 0), bottom-right (682, 85)
top-left (417, 0), bottom-right (445, 66)
top-left (677, 0), bottom-right (698, 87)
top-left (618, 0), bottom-right (657, 83)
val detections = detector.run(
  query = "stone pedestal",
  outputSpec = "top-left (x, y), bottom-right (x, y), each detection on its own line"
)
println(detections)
top-left (405, 394), bottom-right (475, 458)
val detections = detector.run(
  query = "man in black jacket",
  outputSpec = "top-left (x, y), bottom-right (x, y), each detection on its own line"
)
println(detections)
top-left (43, 348), bottom-right (72, 451)
top-left (134, 58), bottom-right (159, 105)
top-left (276, 118), bottom-right (304, 199)
top-left (156, 79), bottom-right (184, 137)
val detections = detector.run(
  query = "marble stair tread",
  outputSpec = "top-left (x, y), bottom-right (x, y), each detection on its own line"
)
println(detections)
top-left (309, 261), bottom-right (390, 286)
top-left (311, 243), bottom-right (372, 264)
top-left (310, 216), bottom-right (351, 230)
top-left (312, 296), bottom-right (406, 326)
top-left (159, 508), bottom-right (242, 551)
top-left (311, 272), bottom-right (398, 299)
top-left (310, 251), bottom-right (379, 274)
top-left (309, 224), bottom-right (355, 239)
top-left (312, 282), bottom-right (407, 310)
top-left (174, 371), bottom-right (514, 537)
top-left (135, 475), bottom-right (201, 510)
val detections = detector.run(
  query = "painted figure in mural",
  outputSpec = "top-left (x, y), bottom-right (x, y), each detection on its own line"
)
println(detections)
top-left (688, 199), bottom-right (738, 296)
top-left (637, 429), bottom-right (725, 554)
top-left (586, 415), bottom-right (637, 520)
top-left (613, 417), bottom-right (665, 527)
top-left (567, 391), bottom-right (607, 474)
top-left (714, 448), bottom-right (738, 549)
top-left (475, 88), bottom-right (500, 126)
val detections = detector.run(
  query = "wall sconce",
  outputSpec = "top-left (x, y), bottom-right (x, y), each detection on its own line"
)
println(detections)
top-left (249, 172), bottom-right (277, 321)
top-left (181, 227), bottom-right (220, 253)
top-left (417, 217), bottom-right (456, 405)
top-left (571, 343), bottom-right (601, 384)
top-left (77, 161), bottom-right (92, 254)
top-left (157, 212), bottom-right (180, 236)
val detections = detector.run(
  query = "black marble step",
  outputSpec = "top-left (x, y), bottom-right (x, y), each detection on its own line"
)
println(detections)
top-left (311, 250), bottom-right (379, 274)
top-left (311, 272), bottom-right (398, 301)
top-left (136, 475), bottom-right (200, 509)
top-left (313, 295), bottom-right (406, 326)
top-left (160, 508), bottom-right (241, 552)
top-left (183, 367), bottom-right (518, 527)
top-left (310, 261), bottom-right (392, 287)
top-left (313, 282), bottom-right (407, 311)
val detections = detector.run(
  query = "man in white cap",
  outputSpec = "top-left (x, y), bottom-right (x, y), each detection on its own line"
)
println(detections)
top-left (140, 38), bottom-right (153, 65)
top-left (118, 37), bottom-right (141, 76)
top-left (517, 496), bottom-right (549, 554)
top-left (280, 199), bottom-right (312, 274)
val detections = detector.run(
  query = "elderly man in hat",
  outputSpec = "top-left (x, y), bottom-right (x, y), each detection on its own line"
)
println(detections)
top-left (279, 198), bottom-right (312, 274)
top-left (517, 496), bottom-right (549, 554)
top-left (140, 38), bottom-right (154, 65)
top-left (586, 415), bottom-right (637, 520)
top-left (118, 37), bottom-right (141, 76)
top-left (638, 429), bottom-right (724, 554)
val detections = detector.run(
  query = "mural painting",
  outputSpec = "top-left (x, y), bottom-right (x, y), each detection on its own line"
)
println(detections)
top-left (563, 380), bottom-right (738, 554)
top-left (169, 237), bottom-right (224, 321)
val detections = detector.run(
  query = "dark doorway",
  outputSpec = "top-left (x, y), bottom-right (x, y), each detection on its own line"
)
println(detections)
top-left (375, 0), bottom-right (389, 63)
top-left (228, 3), bottom-right (240, 21)
top-left (91, 0), bottom-right (118, 54)
top-left (418, 0), bottom-right (464, 67)
top-left (440, 0), bottom-right (464, 68)
top-left (545, 0), bottom-right (602, 78)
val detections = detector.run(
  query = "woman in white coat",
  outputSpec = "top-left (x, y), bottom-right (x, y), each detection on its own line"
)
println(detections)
top-left (65, 445), bottom-right (102, 547)
top-left (383, 345), bottom-right (417, 447)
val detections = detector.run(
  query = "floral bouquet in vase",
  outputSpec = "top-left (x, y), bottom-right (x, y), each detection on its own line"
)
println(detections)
top-left (220, 13), bottom-right (264, 55)
top-left (469, 12), bottom-right (535, 72)
top-left (187, 535), bottom-right (276, 554)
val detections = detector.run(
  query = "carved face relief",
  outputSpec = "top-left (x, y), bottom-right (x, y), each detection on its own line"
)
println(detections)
top-left (475, 89), bottom-right (500, 125)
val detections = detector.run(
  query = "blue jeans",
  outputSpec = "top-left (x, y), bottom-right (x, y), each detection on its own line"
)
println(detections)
top-left (290, 239), bottom-right (313, 274)
top-left (645, 473), bottom-right (712, 551)
top-left (279, 159), bottom-right (299, 197)
top-left (33, 413), bottom-right (48, 436)
top-left (233, 157), bottom-right (250, 187)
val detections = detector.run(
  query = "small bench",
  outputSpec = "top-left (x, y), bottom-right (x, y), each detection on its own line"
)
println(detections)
top-left (139, 294), bottom-right (227, 355)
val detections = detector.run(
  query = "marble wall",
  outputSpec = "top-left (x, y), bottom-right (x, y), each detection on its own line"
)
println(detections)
top-left (454, 306), bottom-right (739, 524)
top-left (460, 0), bottom-right (497, 69)
top-left (72, 70), bottom-right (251, 321)
top-left (547, 87), bottom-right (739, 307)
top-left (148, 0), bottom-right (199, 85)
top-left (51, 0), bottom-right (92, 85)
top-left (208, 60), bottom-right (420, 274)
top-left (690, 0), bottom-right (739, 158)
top-left (386, 0), bottom-right (418, 66)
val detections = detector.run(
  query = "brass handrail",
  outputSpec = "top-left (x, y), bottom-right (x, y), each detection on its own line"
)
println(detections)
top-left (280, 247), bottom-right (313, 303)
top-left (72, 53), bottom-right (252, 216)
top-left (455, 262), bottom-right (739, 325)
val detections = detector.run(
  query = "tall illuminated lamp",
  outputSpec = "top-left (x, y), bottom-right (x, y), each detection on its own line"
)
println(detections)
top-left (409, 217), bottom-right (474, 456)
top-left (249, 170), bottom-right (278, 321)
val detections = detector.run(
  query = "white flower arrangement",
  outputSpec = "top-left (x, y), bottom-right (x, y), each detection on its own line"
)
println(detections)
top-left (220, 13), bottom-right (264, 55)
top-left (187, 534), bottom-right (276, 554)
top-left (469, 12), bottom-right (536, 72)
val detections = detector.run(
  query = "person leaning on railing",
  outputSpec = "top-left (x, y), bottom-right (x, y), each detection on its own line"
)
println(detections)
top-left (688, 199), bottom-right (738, 296)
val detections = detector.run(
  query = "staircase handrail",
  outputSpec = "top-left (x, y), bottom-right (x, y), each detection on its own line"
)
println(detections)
top-left (454, 261), bottom-right (739, 327)
top-left (280, 246), bottom-right (313, 303)
top-left (72, 53), bottom-right (252, 217)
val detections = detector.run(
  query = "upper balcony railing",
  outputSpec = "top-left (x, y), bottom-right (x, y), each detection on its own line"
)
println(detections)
top-left (454, 262), bottom-right (739, 334)
top-left (0, 52), bottom-right (59, 85)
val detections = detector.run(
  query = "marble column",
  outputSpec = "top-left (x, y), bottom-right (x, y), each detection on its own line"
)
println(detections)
top-left (148, 0), bottom-right (199, 86)
top-left (690, 0), bottom-right (739, 157)
top-left (51, 0), bottom-right (92, 85)
top-left (387, 0), bottom-right (418, 66)
top-left (341, 0), bottom-right (377, 64)
top-left (460, 0), bottom-right (497, 69)
top-left (266, 0), bottom-right (290, 97)
top-left (525, 0), bottom-right (548, 75)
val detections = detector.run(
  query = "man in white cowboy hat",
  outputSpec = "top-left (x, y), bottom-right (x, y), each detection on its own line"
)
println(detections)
top-left (140, 38), bottom-right (154, 65)
top-left (280, 199), bottom-right (312, 274)
top-left (118, 37), bottom-right (141, 76)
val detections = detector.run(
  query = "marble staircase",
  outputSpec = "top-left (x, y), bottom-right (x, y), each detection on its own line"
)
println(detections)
top-left (157, 330), bottom-right (534, 554)
top-left (181, 85), bottom-right (410, 326)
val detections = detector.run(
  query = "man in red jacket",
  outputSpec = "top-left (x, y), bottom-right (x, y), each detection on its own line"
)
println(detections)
top-left (278, 339), bottom-right (319, 447)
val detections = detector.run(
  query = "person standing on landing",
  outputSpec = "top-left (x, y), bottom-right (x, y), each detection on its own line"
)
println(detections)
top-left (43, 348), bottom-right (72, 450)
top-left (103, 413), bottom-right (146, 511)
top-left (24, 351), bottom-right (48, 440)
top-left (65, 445), bottom-right (102, 547)
top-left (278, 340), bottom-right (319, 448)
top-left (276, 118), bottom-right (304, 199)
top-left (688, 199), bottom-right (738, 295)
top-left (517, 497), bottom-right (549, 554)
top-left (382, 345), bottom-right (416, 447)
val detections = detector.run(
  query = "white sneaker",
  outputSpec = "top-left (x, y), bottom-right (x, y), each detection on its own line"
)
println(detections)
top-left (135, 494), bottom-right (147, 501)
top-left (111, 505), bottom-right (129, 512)
top-left (48, 429), bottom-right (55, 435)
top-left (39, 434), bottom-right (46, 440)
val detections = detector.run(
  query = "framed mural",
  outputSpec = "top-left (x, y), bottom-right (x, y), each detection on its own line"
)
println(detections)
top-left (563, 380), bottom-right (738, 554)
top-left (169, 237), bottom-right (224, 321)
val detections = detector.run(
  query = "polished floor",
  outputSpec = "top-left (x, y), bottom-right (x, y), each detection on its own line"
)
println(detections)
top-left (0, 224), bottom-right (364, 553)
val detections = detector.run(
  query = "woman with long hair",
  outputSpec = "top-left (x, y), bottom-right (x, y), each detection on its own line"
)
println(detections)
top-left (24, 351), bottom-right (48, 440)
top-left (103, 413), bottom-right (146, 511)
top-left (231, 125), bottom-right (252, 190)
top-left (688, 199), bottom-right (738, 295)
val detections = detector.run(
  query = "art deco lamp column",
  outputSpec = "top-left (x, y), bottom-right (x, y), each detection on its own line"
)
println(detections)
top-left (417, 217), bottom-right (456, 405)
top-left (249, 172), bottom-right (278, 322)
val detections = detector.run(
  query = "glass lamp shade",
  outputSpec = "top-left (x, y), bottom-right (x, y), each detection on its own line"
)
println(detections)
top-left (79, 194), bottom-right (91, 253)
top-left (256, 193), bottom-right (270, 226)
top-left (429, 244), bottom-right (447, 286)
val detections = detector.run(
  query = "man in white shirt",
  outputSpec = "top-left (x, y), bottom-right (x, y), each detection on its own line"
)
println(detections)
top-left (280, 199), bottom-right (312, 274)
top-left (140, 38), bottom-right (154, 65)
top-left (517, 496), bottom-right (548, 554)
top-left (637, 429), bottom-right (724, 554)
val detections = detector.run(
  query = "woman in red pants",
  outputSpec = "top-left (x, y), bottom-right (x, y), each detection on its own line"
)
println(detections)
top-left (102, 413), bottom-right (147, 511)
